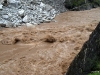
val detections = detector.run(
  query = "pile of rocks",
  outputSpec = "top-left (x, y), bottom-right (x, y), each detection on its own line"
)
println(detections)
top-left (0, 0), bottom-right (57, 27)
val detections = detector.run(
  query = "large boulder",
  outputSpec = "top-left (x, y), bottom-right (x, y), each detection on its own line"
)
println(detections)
top-left (64, 0), bottom-right (100, 10)
top-left (66, 22), bottom-right (100, 75)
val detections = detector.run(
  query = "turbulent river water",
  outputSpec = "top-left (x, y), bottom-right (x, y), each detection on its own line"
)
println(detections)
top-left (0, 8), bottom-right (100, 75)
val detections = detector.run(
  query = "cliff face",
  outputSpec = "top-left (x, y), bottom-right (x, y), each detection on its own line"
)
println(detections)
top-left (66, 22), bottom-right (100, 75)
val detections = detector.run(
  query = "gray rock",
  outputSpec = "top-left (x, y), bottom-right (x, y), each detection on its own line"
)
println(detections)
top-left (5, 21), bottom-right (13, 28)
top-left (0, 21), bottom-right (6, 27)
top-left (18, 9), bottom-right (24, 16)
top-left (26, 23), bottom-right (36, 28)
top-left (0, 0), bottom-right (4, 4)
top-left (8, 0), bottom-right (16, 3)
top-left (44, 4), bottom-right (52, 11)
top-left (8, 0), bottom-right (20, 7)
top-left (0, 4), bottom-right (3, 10)
top-left (8, 13), bottom-right (12, 17)
top-left (43, 19), bottom-right (51, 23)
top-left (40, 2), bottom-right (45, 7)
top-left (23, 15), bottom-right (29, 23)
top-left (2, 15), bottom-right (9, 19)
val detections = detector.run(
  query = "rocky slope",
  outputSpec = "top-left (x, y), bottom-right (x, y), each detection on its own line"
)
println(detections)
top-left (0, 0), bottom-right (57, 27)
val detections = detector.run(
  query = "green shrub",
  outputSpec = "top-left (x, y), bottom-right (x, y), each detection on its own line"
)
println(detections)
top-left (94, 61), bottom-right (100, 70)
top-left (88, 59), bottom-right (100, 75)
top-left (92, 0), bottom-right (100, 5)
top-left (72, 0), bottom-right (85, 7)
top-left (88, 71), bottom-right (100, 75)
top-left (65, 0), bottom-right (85, 9)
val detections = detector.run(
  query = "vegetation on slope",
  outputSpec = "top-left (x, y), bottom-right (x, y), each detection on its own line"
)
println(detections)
top-left (88, 57), bottom-right (100, 75)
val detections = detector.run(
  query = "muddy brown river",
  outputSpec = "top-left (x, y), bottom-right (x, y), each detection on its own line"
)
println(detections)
top-left (0, 8), bottom-right (100, 75)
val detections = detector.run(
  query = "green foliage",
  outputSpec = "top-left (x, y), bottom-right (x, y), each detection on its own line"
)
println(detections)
top-left (88, 60), bottom-right (100, 75)
top-left (71, 0), bottom-right (85, 7)
top-left (92, 0), bottom-right (100, 6)
top-left (88, 71), bottom-right (100, 75)
top-left (94, 61), bottom-right (100, 70)
top-left (65, 0), bottom-right (85, 8)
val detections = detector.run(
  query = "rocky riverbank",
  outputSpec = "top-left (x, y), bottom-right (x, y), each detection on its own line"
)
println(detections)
top-left (0, 0), bottom-right (58, 28)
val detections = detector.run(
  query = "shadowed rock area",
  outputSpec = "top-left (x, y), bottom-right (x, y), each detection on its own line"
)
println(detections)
top-left (66, 22), bottom-right (100, 75)
top-left (64, 0), bottom-right (100, 10)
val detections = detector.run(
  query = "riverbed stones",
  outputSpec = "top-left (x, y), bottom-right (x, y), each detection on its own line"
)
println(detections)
top-left (0, 0), bottom-right (57, 28)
